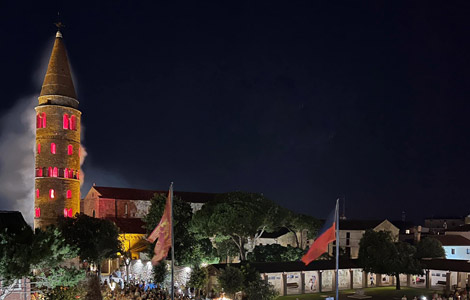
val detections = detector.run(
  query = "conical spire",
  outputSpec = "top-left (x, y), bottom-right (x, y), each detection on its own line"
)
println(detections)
top-left (40, 31), bottom-right (77, 99)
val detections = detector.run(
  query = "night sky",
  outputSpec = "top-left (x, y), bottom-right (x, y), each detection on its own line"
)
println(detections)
top-left (1, 1), bottom-right (470, 223)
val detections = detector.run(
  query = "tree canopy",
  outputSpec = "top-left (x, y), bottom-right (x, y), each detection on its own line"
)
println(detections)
top-left (358, 230), bottom-right (422, 290)
top-left (415, 237), bottom-right (446, 259)
top-left (247, 244), bottom-right (304, 262)
top-left (191, 192), bottom-right (285, 260)
top-left (57, 213), bottom-right (121, 271)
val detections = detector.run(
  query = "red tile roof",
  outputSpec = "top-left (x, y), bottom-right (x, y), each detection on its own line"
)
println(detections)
top-left (431, 235), bottom-right (470, 246)
top-left (93, 186), bottom-right (217, 203)
top-left (105, 217), bottom-right (147, 234)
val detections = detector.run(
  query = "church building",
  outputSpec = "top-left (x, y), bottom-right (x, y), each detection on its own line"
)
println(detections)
top-left (34, 30), bottom-right (81, 230)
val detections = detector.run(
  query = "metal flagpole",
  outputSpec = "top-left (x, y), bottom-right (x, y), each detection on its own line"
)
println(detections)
top-left (170, 182), bottom-right (175, 300)
top-left (335, 198), bottom-right (339, 300)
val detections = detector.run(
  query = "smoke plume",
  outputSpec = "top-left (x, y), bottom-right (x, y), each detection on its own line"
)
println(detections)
top-left (0, 97), bottom-right (36, 224)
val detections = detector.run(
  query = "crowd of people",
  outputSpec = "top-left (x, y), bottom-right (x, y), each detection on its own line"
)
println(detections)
top-left (100, 280), bottom-right (215, 300)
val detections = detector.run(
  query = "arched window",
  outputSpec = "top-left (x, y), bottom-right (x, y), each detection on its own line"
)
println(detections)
top-left (48, 167), bottom-right (53, 177)
top-left (36, 189), bottom-right (39, 198)
top-left (66, 190), bottom-right (72, 199)
top-left (68, 169), bottom-right (73, 178)
top-left (68, 208), bottom-right (73, 218)
top-left (49, 189), bottom-right (55, 199)
top-left (52, 167), bottom-right (58, 177)
top-left (67, 145), bottom-right (73, 155)
top-left (92, 210), bottom-right (95, 218)
top-left (37, 143), bottom-right (41, 154)
top-left (70, 115), bottom-right (77, 130)
top-left (76, 171), bottom-right (80, 180)
top-left (41, 112), bottom-right (46, 128)
top-left (35, 208), bottom-right (41, 218)
top-left (36, 114), bottom-right (41, 128)
top-left (63, 114), bottom-right (69, 129)
top-left (63, 209), bottom-right (68, 218)
top-left (51, 143), bottom-right (56, 154)
top-left (64, 168), bottom-right (69, 178)
top-left (124, 203), bottom-right (128, 216)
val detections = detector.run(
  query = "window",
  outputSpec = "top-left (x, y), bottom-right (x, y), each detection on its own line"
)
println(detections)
top-left (451, 249), bottom-right (455, 255)
top-left (63, 114), bottom-right (69, 129)
top-left (51, 143), bottom-right (56, 154)
top-left (68, 169), bottom-right (73, 178)
top-left (124, 203), bottom-right (128, 215)
top-left (70, 115), bottom-right (77, 130)
top-left (66, 190), bottom-right (72, 199)
top-left (467, 249), bottom-right (470, 255)
top-left (36, 168), bottom-right (43, 177)
top-left (48, 167), bottom-right (53, 177)
top-left (67, 145), bottom-right (73, 155)
top-left (76, 171), bottom-right (80, 180)
top-left (64, 208), bottom-right (73, 218)
top-left (92, 210), bottom-right (95, 218)
top-left (37, 143), bottom-right (41, 154)
top-left (49, 189), bottom-right (55, 199)
top-left (36, 189), bottom-right (39, 198)
top-left (64, 168), bottom-right (69, 178)
top-left (52, 167), bottom-right (58, 177)
top-left (36, 113), bottom-right (47, 128)
top-left (35, 208), bottom-right (40, 218)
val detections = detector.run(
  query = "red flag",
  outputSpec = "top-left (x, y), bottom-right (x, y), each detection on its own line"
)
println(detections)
top-left (147, 186), bottom-right (172, 265)
top-left (301, 207), bottom-right (336, 265)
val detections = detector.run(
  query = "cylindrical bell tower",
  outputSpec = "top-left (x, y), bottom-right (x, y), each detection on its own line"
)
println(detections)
top-left (34, 31), bottom-right (81, 229)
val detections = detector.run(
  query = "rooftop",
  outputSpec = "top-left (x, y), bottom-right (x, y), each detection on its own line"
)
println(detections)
top-left (430, 235), bottom-right (470, 246)
top-left (93, 186), bottom-right (217, 203)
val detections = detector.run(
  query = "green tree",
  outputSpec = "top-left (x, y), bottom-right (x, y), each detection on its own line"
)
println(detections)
top-left (358, 230), bottom-right (422, 290)
top-left (218, 265), bottom-right (244, 298)
top-left (415, 237), bottom-right (446, 259)
top-left (144, 193), bottom-right (214, 265)
top-left (280, 211), bottom-right (320, 248)
top-left (152, 261), bottom-right (167, 284)
top-left (245, 279), bottom-right (278, 300)
top-left (247, 244), bottom-right (304, 262)
top-left (57, 214), bottom-right (121, 275)
top-left (192, 192), bottom-right (282, 260)
top-left (188, 266), bottom-right (208, 297)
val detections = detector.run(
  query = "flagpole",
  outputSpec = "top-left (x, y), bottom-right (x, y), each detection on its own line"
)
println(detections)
top-left (170, 182), bottom-right (175, 300)
top-left (335, 198), bottom-right (339, 300)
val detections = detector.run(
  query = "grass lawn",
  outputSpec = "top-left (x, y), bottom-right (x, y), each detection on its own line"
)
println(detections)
top-left (276, 286), bottom-right (444, 300)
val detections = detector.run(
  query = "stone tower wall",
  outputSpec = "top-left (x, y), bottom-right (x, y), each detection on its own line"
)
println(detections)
top-left (34, 99), bottom-right (81, 229)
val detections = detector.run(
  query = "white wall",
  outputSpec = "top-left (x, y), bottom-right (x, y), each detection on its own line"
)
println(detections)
top-left (443, 245), bottom-right (470, 260)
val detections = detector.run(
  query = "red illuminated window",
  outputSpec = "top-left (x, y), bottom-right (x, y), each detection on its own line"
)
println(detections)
top-left (66, 190), bottom-right (72, 199)
top-left (49, 189), bottom-right (55, 199)
top-left (68, 169), bottom-right (73, 178)
top-left (52, 167), bottom-right (58, 177)
top-left (37, 143), bottom-right (41, 154)
top-left (76, 171), bottom-right (79, 180)
top-left (36, 113), bottom-right (47, 128)
top-left (64, 168), bottom-right (69, 178)
top-left (48, 167), bottom-right (52, 177)
top-left (41, 113), bottom-right (46, 128)
top-left (36, 189), bottom-right (39, 198)
top-left (70, 115), bottom-right (77, 131)
top-left (51, 143), bottom-right (56, 154)
top-left (63, 208), bottom-right (73, 218)
top-left (35, 208), bottom-right (40, 218)
top-left (38, 168), bottom-right (43, 176)
top-left (63, 114), bottom-right (69, 129)
top-left (67, 145), bottom-right (73, 155)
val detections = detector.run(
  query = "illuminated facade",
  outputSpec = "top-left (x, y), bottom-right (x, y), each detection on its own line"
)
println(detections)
top-left (34, 30), bottom-right (81, 229)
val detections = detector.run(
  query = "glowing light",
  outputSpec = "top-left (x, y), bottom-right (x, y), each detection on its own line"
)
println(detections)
top-left (184, 267), bottom-right (192, 273)
top-left (52, 167), bottom-right (58, 177)
top-left (66, 190), bottom-right (72, 199)
top-left (36, 189), bottom-right (39, 198)
top-left (42, 113), bottom-right (46, 128)
top-left (70, 115), bottom-right (77, 130)
top-left (68, 145), bottom-right (73, 155)
top-left (68, 208), bottom-right (73, 217)
top-left (63, 114), bottom-right (69, 129)
top-left (37, 143), bottom-right (41, 154)
top-left (48, 167), bottom-right (53, 177)
top-left (49, 189), bottom-right (55, 199)
top-left (64, 168), bottom-right (69, 178)
top-left (35, 207), bottom-right (40, 218)
top-left (51, 143), bottom-right (56, 154)
top-left (64, 209), bottom-right (68, 218)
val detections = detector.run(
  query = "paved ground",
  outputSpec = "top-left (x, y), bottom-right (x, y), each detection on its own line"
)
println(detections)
top-left (277, 287), bottom-right (444, 300)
